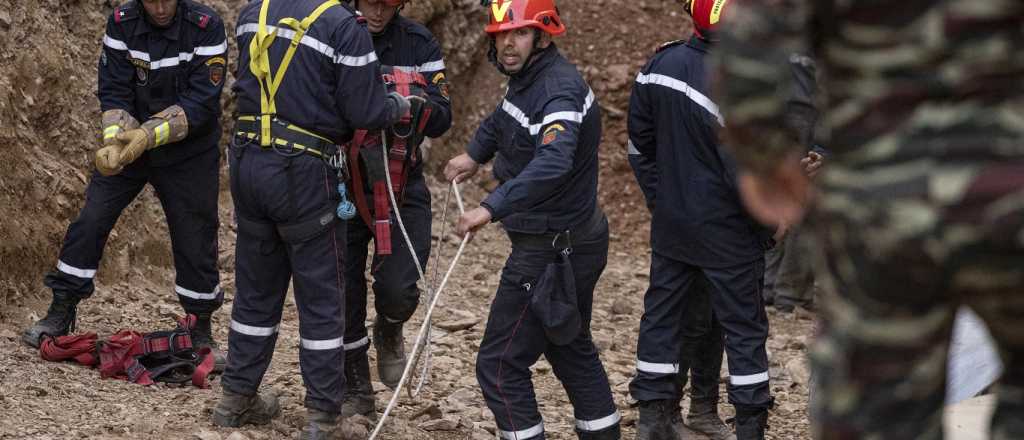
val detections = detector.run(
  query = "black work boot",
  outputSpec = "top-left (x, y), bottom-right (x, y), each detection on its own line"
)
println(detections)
top-left (686, 400), bottom-right (736, 440)
top-left (341, 349), bottom-right (377, 420)
top-left (733, 406), bottom-right (768, 440)
top-left (300, 408), bottom-right (341, 440)
top-left (211, 389), bottom-right (281, 427)
top-left (22, 290), bottom-right (81, 348)
top-left (372, 315), bottom-right (406, 389)
top-left (636, 400), bottom-right (690, 440)
top-left (578, 423), bottom-right (621, 439)
top-left (190, 312), bottom-right (226, 373)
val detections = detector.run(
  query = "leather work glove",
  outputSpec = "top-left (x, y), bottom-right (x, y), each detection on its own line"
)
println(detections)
top-left (96, 109), bottom-right (140, 176)
top-left (115, 128), bottom-right (154, 166)
top-left (95, 145), bottom-right (124, 176)
top-left (115, 105), bottom-right (189, 167)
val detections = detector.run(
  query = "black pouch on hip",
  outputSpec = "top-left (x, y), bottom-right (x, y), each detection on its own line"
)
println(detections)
top-left (529, 232), bottom-right (581, 346)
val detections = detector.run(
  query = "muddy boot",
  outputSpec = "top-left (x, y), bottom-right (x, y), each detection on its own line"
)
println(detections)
top-left (372, 316), bottom-right (406, 389)
top-left (578, 424), bottom-right (621, 439)
top-left (341, 349), bottom-right (377, 420)
top-left (733, 406), bottom-right (768, 440)
top-left (211, 389), bottom-right (281, 427)
top-left (685, 400), bottom-right (735, 440)
top-left (636, 400), bottom-right (689, 440)
top-left (190, 312), bottom-right (226, 373)
top-left (22, 290), bottom-right (81, 348)
top-left (300, 409), bottom-right (341, 440)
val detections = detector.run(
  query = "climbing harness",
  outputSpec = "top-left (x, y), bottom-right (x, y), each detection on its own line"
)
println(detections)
top-left (237, 0), bottom-right (359, 221)
top-left (347, 66), bottom-right (432, 256)
top-left (247, 0), bottom-right (340, 147)
top-left (38, 314), bottom-right (216, 388)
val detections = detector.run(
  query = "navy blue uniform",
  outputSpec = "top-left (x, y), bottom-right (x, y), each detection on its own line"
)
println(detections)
top-left (225, 0), bottom-right (401, 415)
top-left (46, 0), bottom-right (225, 314)
top-left (627, 38), bottom-right (772, 411)
top-left (468, 45), bottom-right (620, 440)
top-left (343, 14), bottom-right (452, 355)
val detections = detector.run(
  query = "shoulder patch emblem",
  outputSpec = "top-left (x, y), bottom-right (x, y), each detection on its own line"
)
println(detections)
top-left (432, 72), bottom-right (450, 99)
top-left (206, 57), bottom-right (226, 85)
top-left (541, 123), bottom-right (565, 145)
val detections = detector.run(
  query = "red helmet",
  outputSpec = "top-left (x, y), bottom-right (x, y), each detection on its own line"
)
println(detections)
top-left (484, 0), bottom-right (566, 36)
top-left (684, 0), bottom-right (730, 34)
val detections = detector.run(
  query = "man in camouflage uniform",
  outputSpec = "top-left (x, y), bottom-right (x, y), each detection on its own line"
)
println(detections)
top-left (715, 1), bottom-right (1024, 438)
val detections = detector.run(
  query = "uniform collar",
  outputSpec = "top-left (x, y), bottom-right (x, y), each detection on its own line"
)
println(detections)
top-left (508, 44), bottom-right (559, 93)
top-left (134, 1), bottom-right (183, 40)
top-left (372, 16), bottom-right (398, 53)
top-left (686, 34), bottom-right (712, 53)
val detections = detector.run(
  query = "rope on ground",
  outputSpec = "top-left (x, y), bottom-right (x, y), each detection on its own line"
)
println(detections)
top-left (368, 138), bottom-right (471, 440)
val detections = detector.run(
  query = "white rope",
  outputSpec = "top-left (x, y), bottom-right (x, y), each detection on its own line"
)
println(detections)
top-left (411, 185), bottom-right (453, 397)
top-left (368, 137), bottom-right (471, 440)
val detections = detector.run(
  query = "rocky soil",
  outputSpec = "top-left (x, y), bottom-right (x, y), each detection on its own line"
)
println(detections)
top-left (0, 1), bottom-right (814, 439)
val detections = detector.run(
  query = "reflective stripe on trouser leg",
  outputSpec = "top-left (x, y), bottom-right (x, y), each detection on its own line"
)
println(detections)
top-left (152, 147), bottom-right (223, 315)
top-left (630, 253), bottom-right (703, 402)
top-left (704, 258), bottom-right (772, 407)
top-left (575, 412), bottom-right (622, 432)
top-left (499, 422), bottom-right (544, 440)
top-left (49, 164), bottom-right (149, 298)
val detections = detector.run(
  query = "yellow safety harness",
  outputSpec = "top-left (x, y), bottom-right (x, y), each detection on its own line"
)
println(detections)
top-left (247, 0), bottom-right (340, 148)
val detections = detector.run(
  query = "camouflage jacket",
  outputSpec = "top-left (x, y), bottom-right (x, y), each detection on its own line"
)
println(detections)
top-left (715, 0), bottom-right (1024, 174)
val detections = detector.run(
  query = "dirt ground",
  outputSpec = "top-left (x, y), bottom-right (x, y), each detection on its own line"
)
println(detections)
top-left (0, 0), bottom-right (815, 439)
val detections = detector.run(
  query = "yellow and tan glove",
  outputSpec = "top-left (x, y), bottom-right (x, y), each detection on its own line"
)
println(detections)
top-left (116, 105), bottom-right (189, 167)
top-left (95, 109), bottom-right (140, 176)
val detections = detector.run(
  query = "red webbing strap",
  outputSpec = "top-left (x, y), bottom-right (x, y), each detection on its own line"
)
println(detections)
top-left (99, 330), bottom-right (153, 385)
top-left (348, 131), bottom-right (375, 231)
top-left (388, 137), bottom-right (408, 198)
top-left (192, 347), bottom-right (215, 389)
top-left (40, 333), bottom-right (99, 366)
top-left (373, 180), bottom-right (393, 255)
top-left (417, 106), bottom-right (433, 135)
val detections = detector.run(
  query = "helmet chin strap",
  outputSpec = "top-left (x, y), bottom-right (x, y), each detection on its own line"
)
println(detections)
top-left (488, 29), bottom-right (544, 78)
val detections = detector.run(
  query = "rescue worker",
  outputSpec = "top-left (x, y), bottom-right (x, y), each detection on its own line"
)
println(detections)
top-left (628, 10), bottom-right (734, 440)
top-left (627, 0), bottom-right (774, 438)
top-left (444, 1), bottom-right (620, 438)
top-left (212, 0), bottom-right (412, 438)
top-left (340, 0), bottom-right (453, 420)
top-left (716, 0), bottom-right (1024, 438)
top-left (22, 0), bottom-right (227, 369)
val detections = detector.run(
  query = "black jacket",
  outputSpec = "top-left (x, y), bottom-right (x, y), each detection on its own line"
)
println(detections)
top-left (628, 37), bottom-right (769, 268)
top-left (98, 0), bottom-right (226, 166)
top-left (467, 45), bottom-right (602, 235)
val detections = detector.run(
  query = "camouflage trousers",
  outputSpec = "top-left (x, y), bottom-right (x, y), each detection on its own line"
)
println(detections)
top-left (808, 159), bottom-right (1024, 440)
